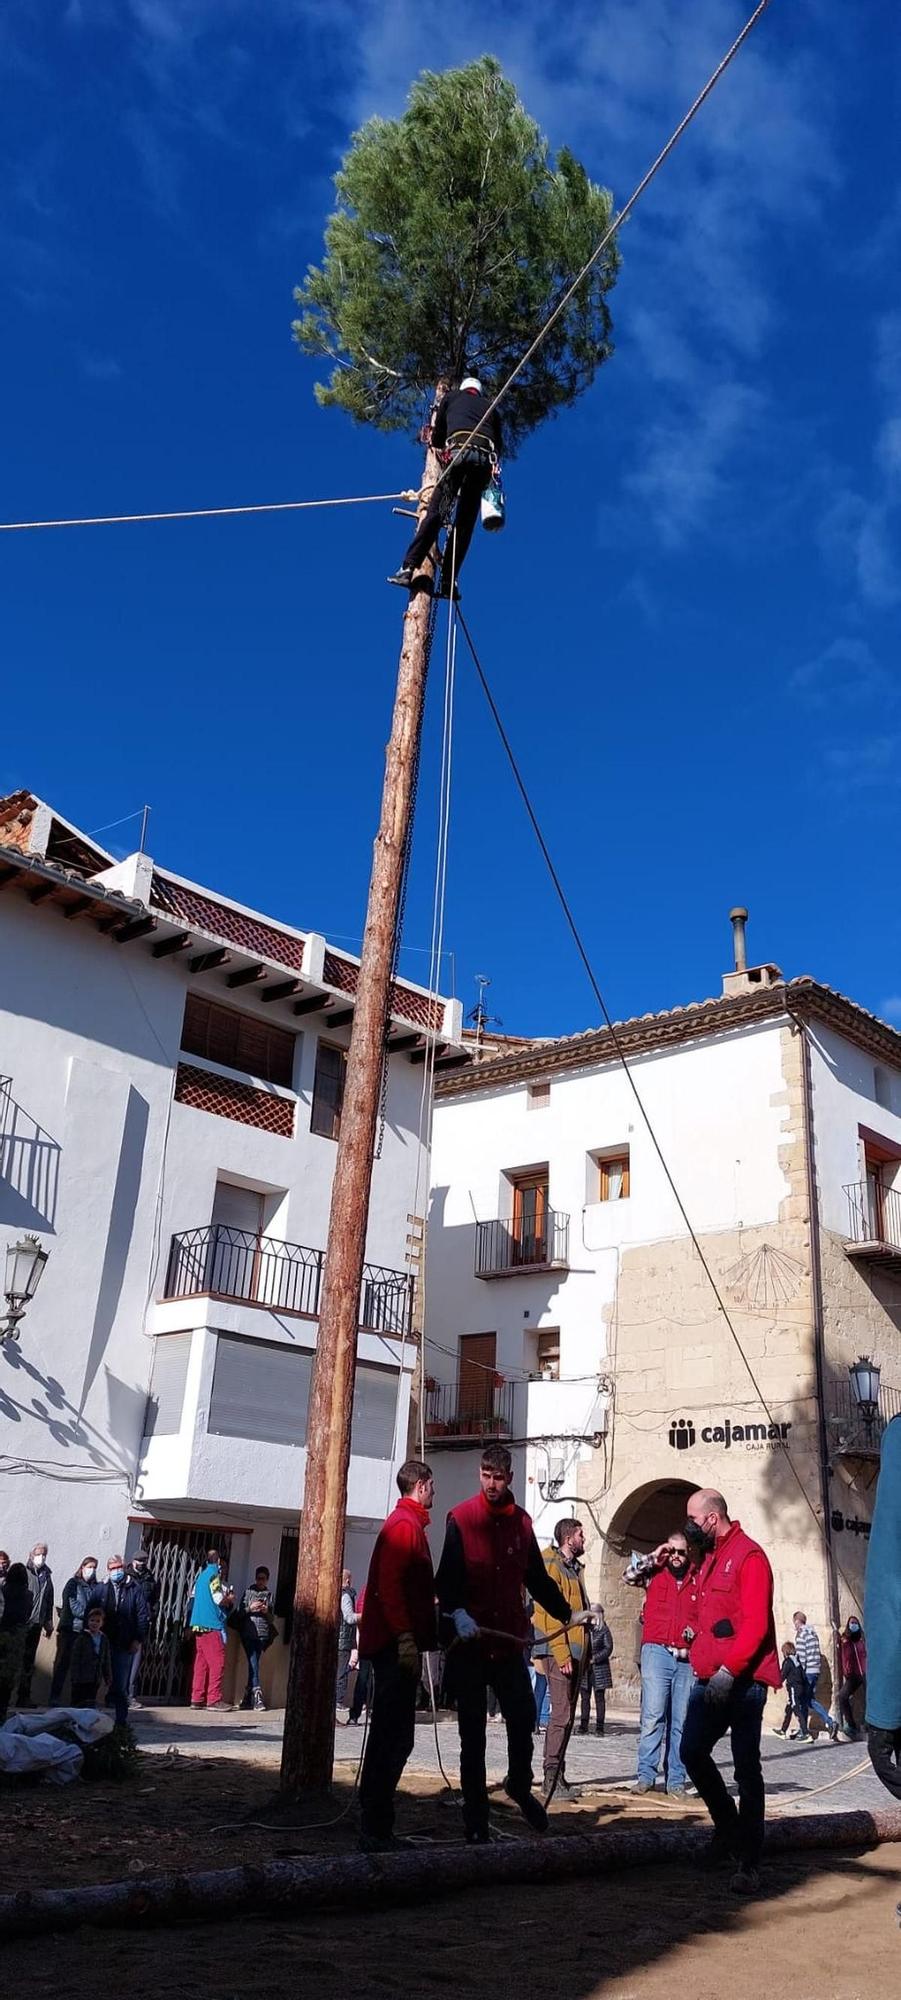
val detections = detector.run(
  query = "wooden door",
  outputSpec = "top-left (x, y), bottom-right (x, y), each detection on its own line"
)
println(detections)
top-left (458, 1332), bottom-right (496, 1423)
top-left (512, 1172), bottom-right (548, 1265)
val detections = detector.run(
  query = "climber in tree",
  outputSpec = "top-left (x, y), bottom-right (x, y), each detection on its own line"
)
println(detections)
top-left (388, 375), bottom-right (503, 597)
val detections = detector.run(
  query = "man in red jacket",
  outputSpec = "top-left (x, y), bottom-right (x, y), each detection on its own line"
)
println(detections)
top-left (436, 1443), bottom-right (574, 1843)
top-left (678, 1488), bottom-right (780, 1895)
top-left (358, 1457), bottom-right (436, 1852)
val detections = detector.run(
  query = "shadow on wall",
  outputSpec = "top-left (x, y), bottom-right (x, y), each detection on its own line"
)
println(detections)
top-left (0, 1091), bottom-right (61, 1231)
top-left (79, 1084), bottom-right (149, 1413)
top-left (0, 1335), bottom-right (140, 1479)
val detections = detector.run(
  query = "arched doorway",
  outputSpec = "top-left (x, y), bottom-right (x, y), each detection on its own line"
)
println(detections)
top-left (595, 1478), bottom-right (696, 1707)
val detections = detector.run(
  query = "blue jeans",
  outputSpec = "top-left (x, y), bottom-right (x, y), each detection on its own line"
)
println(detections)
top-left (242, 1636), bottom-right (262, 1695)
top-left (530, 1663), bottom-right (551, 1728)
top-left (797, 1671), bottom-right (833, 1735)
top-left (109, 1647), bottom-right (133, 1727)
top-left (681, 1677), bottom-right (767, 1866)
top-left (637, 1644), bottom-right (692, 1789)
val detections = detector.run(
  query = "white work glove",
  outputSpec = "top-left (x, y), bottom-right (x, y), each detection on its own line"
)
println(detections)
top-left (704, 1666), bottom-right (735, 1705)
top-left (452, 1608), bottom-right (480, 1641)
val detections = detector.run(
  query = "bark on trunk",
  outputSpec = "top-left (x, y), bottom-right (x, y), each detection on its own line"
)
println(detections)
top-left (280, 434), bottom-right (441, 1795)
top-left (0, 1808), bottom-right (898, 1940)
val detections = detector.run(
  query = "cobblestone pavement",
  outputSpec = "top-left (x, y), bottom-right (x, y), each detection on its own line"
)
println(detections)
top-left (132, 1702), bottom-right (884, 1816)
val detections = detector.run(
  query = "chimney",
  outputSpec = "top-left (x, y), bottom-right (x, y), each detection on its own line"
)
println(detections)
top-left (721, 906), bottom-right (783, 998)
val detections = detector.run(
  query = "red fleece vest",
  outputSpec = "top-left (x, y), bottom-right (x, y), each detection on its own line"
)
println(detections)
top-left (641, 1566), bottom-right (698, 1648)
top-left (691, 1521), bottom-right (781, 1687)
top-left (449, 1491), bottom-right (533, 1647)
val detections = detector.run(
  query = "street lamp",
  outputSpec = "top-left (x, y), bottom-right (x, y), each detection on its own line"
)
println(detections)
top-left (849, 1355), bottom-right (881, 1441)
top-left (1, 1233), bottom-right (49, 1344)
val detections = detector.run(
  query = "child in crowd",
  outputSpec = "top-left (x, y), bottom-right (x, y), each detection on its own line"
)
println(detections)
top-left (773, 1640), bottom-right (805, 1736)
top-left (69, 1605), bottom-right (112, 1708)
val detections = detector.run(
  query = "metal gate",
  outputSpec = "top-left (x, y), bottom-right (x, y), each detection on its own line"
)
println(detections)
top-left (134, 1523), bottom-right (236, 1704)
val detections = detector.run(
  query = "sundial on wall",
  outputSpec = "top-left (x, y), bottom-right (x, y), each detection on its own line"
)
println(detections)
top-left (723, 1242), bottom-right (804, 1310)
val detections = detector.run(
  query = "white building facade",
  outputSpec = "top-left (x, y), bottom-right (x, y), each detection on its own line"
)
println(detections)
top-left (0, 790), bottom-right (463, 1702)
top-left (427, 940), bottom-right (901, 1701)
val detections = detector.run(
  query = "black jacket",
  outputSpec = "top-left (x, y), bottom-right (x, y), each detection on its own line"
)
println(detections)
top-left (432, 387), bottom-right (502, 458)
top-left (58, 1574), bottom-right (97, 1632)
top-left (90, 1579), bottom-right (149, 1650)
top-left (126, 1564), bottom-right (160, 1619)
top-left (24, 1561), bottom-right (54, 1633)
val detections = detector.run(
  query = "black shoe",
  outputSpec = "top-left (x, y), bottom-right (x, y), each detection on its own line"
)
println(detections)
top-left (698, 1830), bottom-right (739, 1872)
top-left (436, 580), bottom-right (461, 601)
top-left (387, 567), bottom-right (414, 589)
top-left (577, 1724), bottom-right (589, 1735)
top-left (506, 1786), bottom-right (548, 1833)
top-left (544, 1775), bottom-right (578, 1801)
top-left (595, 1726), bottom-right (605, 1737)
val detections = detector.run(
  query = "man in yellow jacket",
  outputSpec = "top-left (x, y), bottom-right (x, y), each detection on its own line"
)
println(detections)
top-left (533, 1518), bottom-right (590, 1800)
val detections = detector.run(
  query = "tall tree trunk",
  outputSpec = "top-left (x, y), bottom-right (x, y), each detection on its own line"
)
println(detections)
top-left (280, 433), bottom-right (441, 1795)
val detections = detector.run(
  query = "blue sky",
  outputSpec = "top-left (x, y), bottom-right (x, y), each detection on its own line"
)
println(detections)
top-left (2, 0), bottom-right (900, 1037)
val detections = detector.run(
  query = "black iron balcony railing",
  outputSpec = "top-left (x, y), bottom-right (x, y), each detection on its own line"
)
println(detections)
top-left (844, 1180), bottom-right (901, 1252)
top-left (424, 1376), bottom-right (515, 1442)
top-left (164, 1225), bottom-right (414, 1338)
top-left (475, 1208), bottom-right (569, 1278)
top-left (828, 1376), bottom-right (901, 1455)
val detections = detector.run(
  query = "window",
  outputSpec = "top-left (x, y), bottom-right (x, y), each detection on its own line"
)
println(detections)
top-left (510, 1168), bottom-right (549, 1264)
top-left (181, 993), bottom-right (295, 1088)
top-left (143, 1331), bottom-right (192, 1437)
top-left (536, 1328), bottom-right (561, 1381)
top-left (598, 1149), bottom-right (630, 1202)
top-left (207, 1333), bottom-right (398, 1457)
top-left (311, 1041), bottom-right (347, 1140)
top-left (527, 1082), bottom-right (550, 1110)
top-left (458, 1332), bottom-right (497, 1422)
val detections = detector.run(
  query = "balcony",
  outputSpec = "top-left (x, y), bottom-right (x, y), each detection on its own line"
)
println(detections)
top-left (843, 1181), bottom-right (901, 1277)
top-left (424, 1376), bottom-right (515, 1446)
top-left (827, 1376), bottom-right (901, 1458)
top-left (475, 1209), bottom-right (569, 1279)
top-left (163, 1225), bottom-right (414, 1338)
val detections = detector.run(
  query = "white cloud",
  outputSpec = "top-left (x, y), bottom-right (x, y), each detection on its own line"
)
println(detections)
top-left (880, 997), bottom-right (901, 1023)
top-left (824, 735), bottom-right (901, 793)
top-left (788, 636), bottom-right (890, 708)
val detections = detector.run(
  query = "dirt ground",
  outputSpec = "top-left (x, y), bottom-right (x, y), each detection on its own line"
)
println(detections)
top-left (1, 1755), bottom-right (899, 1997)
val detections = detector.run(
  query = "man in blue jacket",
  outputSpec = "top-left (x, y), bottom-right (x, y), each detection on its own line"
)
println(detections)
top-left (866, 1415), bottom-right (901, 1804)
top-left (91, 1554), bottom-right (149, 1726)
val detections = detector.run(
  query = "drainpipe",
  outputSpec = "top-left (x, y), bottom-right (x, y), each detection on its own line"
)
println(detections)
top-left (793, 1011), bottom-right (843, 1688)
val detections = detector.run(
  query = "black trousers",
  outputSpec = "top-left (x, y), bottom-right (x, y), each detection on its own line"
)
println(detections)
top-left (580, 1684), bottom-right (606, 1731)
top-left (403, 460), bottom-right (490, 579)
top-left (868, 1725), bottom-right (901, 1801)
top-left (681, 1678), bottom-right (767, 1866)
top-left (16, 1626), bottom-right (43, 1702)
top-left (452, 1647), bottom-right (536, 1838)
top-left (838, 1672), bottom-right (864, 1734)
top-left (350, 1656), bottom-right (372, 1721)
top-left (359, 1644), bottom-right (418, 1839)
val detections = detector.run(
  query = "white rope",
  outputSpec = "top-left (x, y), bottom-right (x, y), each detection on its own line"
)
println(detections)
top-left (0, 492), bottom-right (420, 534)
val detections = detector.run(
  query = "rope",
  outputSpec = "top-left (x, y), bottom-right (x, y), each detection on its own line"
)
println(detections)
top-left (438, 0), bottom-right (774, 487)
top-left (456, 606), bottom-right (865, 1613)
top-left (0, 492), bottom-right (421, 534)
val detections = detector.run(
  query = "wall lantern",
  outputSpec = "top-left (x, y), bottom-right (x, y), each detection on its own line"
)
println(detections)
top-left (848, 1355), bottom-right (881, 1435)
top-left (1, 1233), bottom-right (49, 1344)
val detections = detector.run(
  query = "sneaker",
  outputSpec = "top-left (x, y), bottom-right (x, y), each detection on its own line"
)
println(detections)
top-left (666, 1787), bottom-right (689, 1799)
top-left (699, 1831), bottom-right (739, 1873)
top-left (730, 1863), bottom-right (761, 1896)
top-left (208, 1700), bottom-right (233, 1711)
top-left (387, 568), bottom-right (414, 589)
top-left (253, 1689), bottom-right (267, 1711)
top-left (505, 1786), bottom-right (548, 1834)
top-left (335, 1707), bottom-right (350, 1727)
top-left (771, 1726), bottom-right (787, 1737)
top-left (190, 1701), bottom-right (206, 1710)
top-left (828, 1720), bottom-right (840, 1742)
top-left (634, 1780), bottom-right (656, 1794)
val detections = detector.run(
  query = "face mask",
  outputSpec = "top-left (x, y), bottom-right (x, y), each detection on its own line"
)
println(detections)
top-left (848, 1622), bottom-right (861, 1636)
top-left (684, 1520), bottom-right (715, 1555)
top-left (109, 1568), bottom-right (125, 1583)
top-left (82, 1566), bottom-right (96, 1581)
top-left (32, 1554), bottom-right (46, 1569)
top-left (133, 1559), bottom-right (147, 1570)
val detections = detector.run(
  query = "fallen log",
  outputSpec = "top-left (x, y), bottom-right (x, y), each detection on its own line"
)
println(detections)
top-left (0, 1806), bottom-right (899, 1943)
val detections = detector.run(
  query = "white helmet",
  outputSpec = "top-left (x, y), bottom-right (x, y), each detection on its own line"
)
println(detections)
top-left (460, 375), bottom-right (483, 393)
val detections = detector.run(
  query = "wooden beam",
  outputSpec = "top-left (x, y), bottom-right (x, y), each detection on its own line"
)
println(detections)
top-left (408, 1042), bottom-right (446, 1065)
top-left (189, 948), bottom-right (230, 974)
top-left (292, 993), bottom-right (326, 1017)
top-left (434, 1050), bottom-right (471, 1071)
top-left (0, 867), bottom-right (20, 890)
top-left (152, 931), bottom-right (192, 958)
top-left (260, 979), bottom-right (301, 1004)
top-left (113, 915), bottom-right (157, 945)
top-left (226, 963), bottom-right (266, 989)
top-left (324, 1006), bottom-right (354, 1029)
top-left (62, 895), bottom-right (96, 921)
top-left (386, 1031), bottom-right (420, 1053)
top-left (27, 882), bottom-right (58, 905)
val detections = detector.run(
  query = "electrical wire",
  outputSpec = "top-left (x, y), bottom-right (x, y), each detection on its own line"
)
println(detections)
top-left (0, 491), bottom-right (421, 534)
top-left (438, 0), bottom-right (775, 488)
top-left (456, 606), bottom-right (866, 1611)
